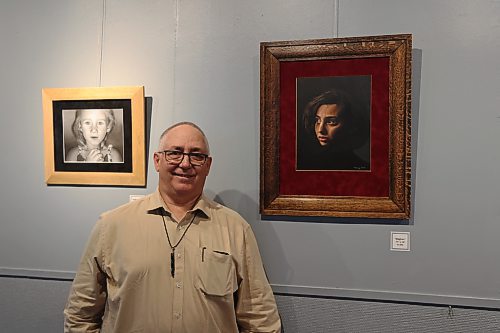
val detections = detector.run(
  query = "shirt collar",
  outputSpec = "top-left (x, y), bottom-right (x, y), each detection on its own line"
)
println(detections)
top-left (146, 188), bottom-right (211, 219)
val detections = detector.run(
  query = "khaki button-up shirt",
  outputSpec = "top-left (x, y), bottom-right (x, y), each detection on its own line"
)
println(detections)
top-left (64, 190), bottom-right (281, 333)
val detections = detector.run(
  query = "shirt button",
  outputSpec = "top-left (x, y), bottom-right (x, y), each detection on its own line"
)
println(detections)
top-left (177, 253), bottom-right (181, 258)
top-left (174, 312), bottom-right (181, 319)
top-left (176, 282), bottom-right (182, 288)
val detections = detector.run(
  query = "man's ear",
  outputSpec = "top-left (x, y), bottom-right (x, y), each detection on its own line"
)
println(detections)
top-left (153, 152), bottom-right (161, 172)
top-left (205, 156), bottom-right (213, 175)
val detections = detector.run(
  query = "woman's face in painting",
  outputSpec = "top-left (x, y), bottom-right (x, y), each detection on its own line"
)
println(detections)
top-left (79, 109), bottom-right (109, 148)
top-left (314, 104), bottom-right (343, 147)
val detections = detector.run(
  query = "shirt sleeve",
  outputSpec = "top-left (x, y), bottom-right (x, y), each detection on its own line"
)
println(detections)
top-left (64, 218), bottom-right (108, 333)
top-left (235, 225), bottom-right (282, 333)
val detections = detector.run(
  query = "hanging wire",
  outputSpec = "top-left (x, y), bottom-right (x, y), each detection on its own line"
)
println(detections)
top-left (98, 0), bottom-right (107, 87)
top-left (333, 0), bottom-right (339, 38)
top-left (172, 0), bottom-right (180, 117)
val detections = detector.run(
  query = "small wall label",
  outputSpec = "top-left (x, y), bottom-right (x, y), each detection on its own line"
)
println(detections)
top-left (391, 231), bottom-right (410, 251)
top-left (129, 194), bottom-right (145, 202)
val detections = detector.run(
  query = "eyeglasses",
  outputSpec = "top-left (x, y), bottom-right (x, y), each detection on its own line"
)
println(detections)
top-left (158, 150), bottom-right (209, 166)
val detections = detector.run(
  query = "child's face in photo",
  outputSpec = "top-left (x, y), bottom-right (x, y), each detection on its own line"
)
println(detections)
top-left (79, 109), bottom-right (109, 148)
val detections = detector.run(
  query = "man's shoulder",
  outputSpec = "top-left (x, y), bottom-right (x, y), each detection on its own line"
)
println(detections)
top-left (201, 196), bottom-right (250, 229)
top-left (100, 192), bottom-right (155, 221)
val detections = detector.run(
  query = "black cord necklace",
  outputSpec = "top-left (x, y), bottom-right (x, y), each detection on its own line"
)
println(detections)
top-left (161, 211), bottom-right (197, 278)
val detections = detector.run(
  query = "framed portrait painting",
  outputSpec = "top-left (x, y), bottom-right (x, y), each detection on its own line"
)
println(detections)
top-left (260, 34), bottom-right (412, 219)
top-left (42, 86), bottom-right (146, 186)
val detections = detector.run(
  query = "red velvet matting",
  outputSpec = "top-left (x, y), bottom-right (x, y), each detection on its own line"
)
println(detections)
top-left (279, 57), bottom-right (390, 197)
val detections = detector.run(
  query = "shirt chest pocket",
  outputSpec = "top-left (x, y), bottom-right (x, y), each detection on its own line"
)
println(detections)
top-left (197, 250), bottom-right (238, 297)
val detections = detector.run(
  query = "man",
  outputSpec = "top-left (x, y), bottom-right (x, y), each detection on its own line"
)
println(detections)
top-left (64, 122), bottom-right (281, 332)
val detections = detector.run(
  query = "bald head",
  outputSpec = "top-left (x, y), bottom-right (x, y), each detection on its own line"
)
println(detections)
top-left (158, 122), bottom-right (210, 154)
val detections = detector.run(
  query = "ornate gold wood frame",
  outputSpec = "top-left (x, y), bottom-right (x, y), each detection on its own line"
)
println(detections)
top-left (260, 34), bottom-right (412, 219)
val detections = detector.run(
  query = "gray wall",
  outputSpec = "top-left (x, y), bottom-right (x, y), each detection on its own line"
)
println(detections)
top-left (1, 0), bottom-right (499, 331)
top-left (1, 276), bottom-right (500, 333)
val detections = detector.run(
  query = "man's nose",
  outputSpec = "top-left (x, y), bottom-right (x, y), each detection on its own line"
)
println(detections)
top-left (179, 153), bottom-right (192, 168)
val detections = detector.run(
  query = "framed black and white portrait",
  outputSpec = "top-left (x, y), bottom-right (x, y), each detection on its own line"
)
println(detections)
top-left (42, 86), bottom-right (146, 186)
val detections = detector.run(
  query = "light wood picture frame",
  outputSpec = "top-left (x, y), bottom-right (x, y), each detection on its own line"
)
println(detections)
top-left (42, 86), bottom-right (146, 186)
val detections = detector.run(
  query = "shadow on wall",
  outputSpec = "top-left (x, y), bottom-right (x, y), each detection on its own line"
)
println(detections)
top-left (144, 96), bottom-right (154, 184)
top-left (207, 189), bottom-right (294, 284)
top-left (409, 48), bottom-right (423, 226)
top-left (208, 189), bottom-right (356, 333)
top-left (209, 189), bottom-right (356, 287)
